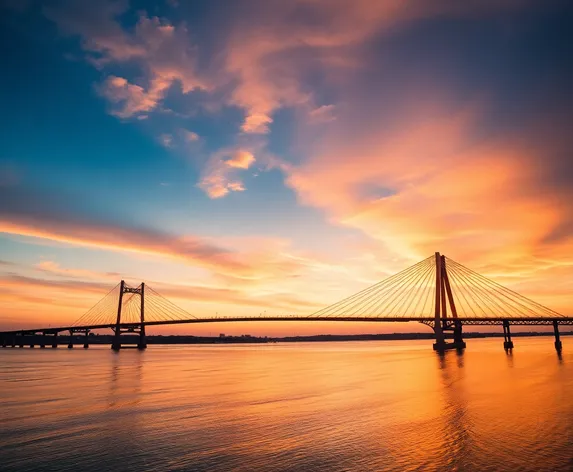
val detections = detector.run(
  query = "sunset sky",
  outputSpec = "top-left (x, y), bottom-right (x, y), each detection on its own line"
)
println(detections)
top-left (1, 0), bottom-right (571, 336)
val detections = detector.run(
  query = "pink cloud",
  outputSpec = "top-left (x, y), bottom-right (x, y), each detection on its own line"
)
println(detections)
top-left (309, 104), bottom-right (336, 123)
top-left (47, 4), bottom-right (208, 118)
top-left (198, 148), bottom-right (256, 198)
top-left (96, 75), bottom-right (169, 118)
top-left (182, 129), bottom-right (200, 142)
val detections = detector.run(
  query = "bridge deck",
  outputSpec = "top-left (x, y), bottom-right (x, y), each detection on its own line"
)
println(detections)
top-left (2, 316), bottom-right (573, 336)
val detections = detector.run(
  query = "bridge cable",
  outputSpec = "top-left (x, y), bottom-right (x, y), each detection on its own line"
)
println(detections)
top-left (370, 258), bottom-right (433, 317)
top-left (365, 257), bottom-right (434, 317)
top-left (398, 260), bottom-right (435, 317)
top-left (447, 259), bottom-right (539, 318)
top-left (447, 262), bottom-right (515, 318)
top-left (446, 264), bottom-right (479, 318)
top-left (308, 256), bottom-right (434, 318)
top-left (336, 257), bottom-right (433, 318)
top-left (72, 283), bottom-right (120, 327)
top-left (446, 257), bottom-right (562, 318)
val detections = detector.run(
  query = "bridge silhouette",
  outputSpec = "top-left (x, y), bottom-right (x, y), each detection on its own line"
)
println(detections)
top-left (1, 252), bottom-right (571, 352)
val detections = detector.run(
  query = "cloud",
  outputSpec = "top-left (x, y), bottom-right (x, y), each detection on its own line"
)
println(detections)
top-left (284, 85), bottom-right (573, 275)
top-left (96, 75), bottom-right (169, 118)
top-left (309, 104), bottom-right (336, 123)
top-left (225, 150), bottom-right (255, 169)
top-left (36, 260), bottom-right (121, 280)
top-left (0, 184), bottom-right (246, 274)
top-left (158, 133), bottom-right (174, 148)
top-left (198, 148), bottom-right (256, 198)
top-left (220, 0), bottom-right (526, 133)
top-left (227, 182), bottom-right (245, 192)
top-left (0, 184), bottom-right (339, 290)
top-left (45, 0), bottom-right (547, 129)
top-left (241, 113), bottom-right (274, 134)
top-left (181, 129), bottom-right (199, 142)
top-left (46, 2), bottom-right (208, 118)
top-left (0, 267), bottom-right (326, 331)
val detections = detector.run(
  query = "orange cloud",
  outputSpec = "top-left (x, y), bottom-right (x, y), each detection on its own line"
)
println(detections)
top-left (198, 148), bottom-right (256, 198)
top-left (0, 218), bottom-right (247, 274)
top-left (226, 150), bottom-right (255, 169)
top-left (36, 260), bottom-right (120, 280)
top-left (281, 90), bottom-right (573, 316)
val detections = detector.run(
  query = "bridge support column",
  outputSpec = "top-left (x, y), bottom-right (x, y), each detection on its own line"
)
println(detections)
top-left (138, 283), bottom-right (147, 350)
top-left (432, 326), bottom-right (446, 351)
top-left (11, 335), bottom-right (16, 348)
top-left (68, 330), bottom-right (74, 349)
top-left (83, 331), bottom-right (89, 349)
top-left (553, 320), bottom-right (562, 352)
top-left (433, 253), bottom-right (446, 351)
top-left (112, 280), bottom-right (125, 351)
top-left (52, 333), bottom-right (58, 348)
top-left (40, 334), bottom-right (46, 349)
top-left (432, 253), bottom-right (465, 351)
top-left (503, 321), bottom-right (513, 350)
top-left (452, 321), bottom-right (466, 349)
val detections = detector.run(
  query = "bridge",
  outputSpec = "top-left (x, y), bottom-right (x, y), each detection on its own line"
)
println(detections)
top-left (1, 252), bottom-right (571, 352)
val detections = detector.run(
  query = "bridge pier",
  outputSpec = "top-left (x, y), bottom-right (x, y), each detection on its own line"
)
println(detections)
top-left (433, 322), bottom-right (466, 351)
top-left (83, 331), bottom-right (89, 349)
top-left (503, 321), bottom-right (513, 350)
top-left (553, 320), bottom-right (562, 352)
top-left (52, 332), bottom-right (58, 348)
top-left (40, 334), bottom-right (46, 348)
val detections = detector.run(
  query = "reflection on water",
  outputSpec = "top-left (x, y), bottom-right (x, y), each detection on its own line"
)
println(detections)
top-left (0, 338), bottom-right (571, 472)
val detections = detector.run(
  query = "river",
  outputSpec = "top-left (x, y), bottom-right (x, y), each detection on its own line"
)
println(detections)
top-left (0, 338), bottom-right (571, 471)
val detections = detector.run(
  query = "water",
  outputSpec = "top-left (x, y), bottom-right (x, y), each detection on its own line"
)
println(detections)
top-left (0, 338), bottom-right (571, 472)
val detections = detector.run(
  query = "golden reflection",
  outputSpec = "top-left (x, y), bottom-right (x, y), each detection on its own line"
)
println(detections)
top-left (1, 340), bottom-right (572, 471)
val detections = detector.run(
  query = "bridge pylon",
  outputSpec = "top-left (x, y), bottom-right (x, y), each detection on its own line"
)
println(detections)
top-left (111, 280), bottom-right (147, 351)
top-left (433, 252), bottom-right (466, 352)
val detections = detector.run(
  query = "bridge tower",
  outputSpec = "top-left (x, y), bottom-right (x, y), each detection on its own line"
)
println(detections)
top-left (111, 280), bottom-right (147, 351)
top-left (433, 252), bottom-right (466, 352)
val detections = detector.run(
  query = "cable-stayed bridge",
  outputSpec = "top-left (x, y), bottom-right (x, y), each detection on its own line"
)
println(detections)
top-left (1, 252), bottom-right (571, 352)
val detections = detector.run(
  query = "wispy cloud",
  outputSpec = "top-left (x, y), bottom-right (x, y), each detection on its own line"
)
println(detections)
top-left (46, 2), bottom-right (208, 118)
top-left (181, 129), bottom-right (199, 142)
top-left (198, 148), bottom-right (256, 198)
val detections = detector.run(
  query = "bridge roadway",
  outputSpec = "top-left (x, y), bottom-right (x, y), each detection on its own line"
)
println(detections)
top-left (0, 316), bottom-right (572, 336)
top-left (1, 317), bottom-right (571, 351)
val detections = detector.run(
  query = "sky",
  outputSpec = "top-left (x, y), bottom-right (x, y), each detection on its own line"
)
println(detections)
top-left (0, 0), bottom-right (572, 336)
